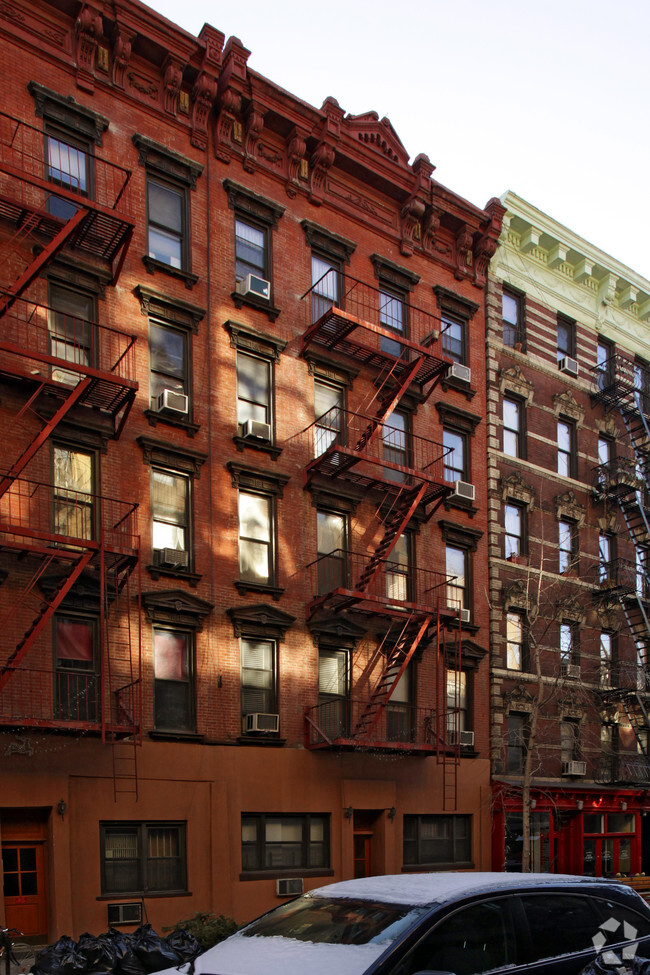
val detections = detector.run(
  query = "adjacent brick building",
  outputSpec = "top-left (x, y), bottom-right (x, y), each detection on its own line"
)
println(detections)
top-left (0, 0), bottom-right (503, 939)
top-left (488, 192), bottom-right (650, 875)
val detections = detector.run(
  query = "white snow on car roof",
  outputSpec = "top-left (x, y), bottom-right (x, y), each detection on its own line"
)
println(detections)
top-left (151, 933), bottom-right (386, 975)
top-left (308, 871), bottom-right (614, 906)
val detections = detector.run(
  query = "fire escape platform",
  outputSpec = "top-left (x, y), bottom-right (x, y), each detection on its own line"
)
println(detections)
top-left (304, 701), bottom-right (441, 755)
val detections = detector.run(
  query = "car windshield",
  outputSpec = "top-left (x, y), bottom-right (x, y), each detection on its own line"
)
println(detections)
top-left (242, 895), bottom-right (428, 946)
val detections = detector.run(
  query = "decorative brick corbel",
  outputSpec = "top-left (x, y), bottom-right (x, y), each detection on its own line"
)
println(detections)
top-left (111, 25), bottom-right (135, 89)
top-left (473, 198), bottom-right (505, 288)
top-left (75, 4), bottom-right (102, 93)
top-left (455, 225), bottom-right (473, 280)
top-left (243, 101), bottom-right (265, 173)
top-left (309, 141), bottom-right (335, 206)
top-left (285, 126), bottom-right (308, 198)
top-left (162, 54), bottom-right (185, 116)
top-left (214, 87), bottom-right (242, 163)
top-left (399, 154), bottom-right (434, 257)
top-left (190, 25), bottom-right (224, 151)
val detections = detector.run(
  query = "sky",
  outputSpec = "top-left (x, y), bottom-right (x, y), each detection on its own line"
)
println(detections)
top-left (146, 0), bottom-right (650, 279)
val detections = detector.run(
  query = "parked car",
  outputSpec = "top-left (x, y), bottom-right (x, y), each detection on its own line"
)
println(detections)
top-left (151, 872), bottom-right (650, 975)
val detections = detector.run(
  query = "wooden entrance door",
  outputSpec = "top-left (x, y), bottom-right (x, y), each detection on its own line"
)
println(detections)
top-left (353, 831), bottom-right (372, 878)
top-left (2, 842), bottom-right (47, 936)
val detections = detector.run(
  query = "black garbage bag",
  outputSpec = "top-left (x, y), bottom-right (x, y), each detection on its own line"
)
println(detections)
top-left (131, 923), bottom-right (182, 972)
top-left (165, 928), bottom-right (201, 963)
top-left (32, 935), bottom-right (86, 975)
top-left (76, 931), bottom-right (119, 974)
top-left (113, 929), bottom-right (146, 975)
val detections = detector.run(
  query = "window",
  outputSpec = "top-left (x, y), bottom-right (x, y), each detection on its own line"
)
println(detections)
top-left (382, 410), bottom-right (409, 480)
top-left (239, 491), bottom-right (273, 585)
top-left (241, 638), bottom-right (276, 717)
top-left (48, 283), bottom-right (94, 384)
top-left (54, 615), bottom-right (98, 722)
top-left (386, 664), bottom-right (412, 742)
top-left (152, 468), bottom-right (190, 567)
top-left (317, 509), bottom-right (348, 593)
top-left (557, 315), bottom-right (575, 361)
top-left (379, 288), bottom-right (406, 357)
top-left (599, 533), bottom-right (615, 583)
top-left (502, 288), bottom-right (524, 348)
top-left (311, 254), bottom-right (339, 323)
top-left (597, 339), bottom-right (614, 390)
top-left (241, 814), bottom-right (329, 872)
top-left (237, 351), bottom-right (272, 435)
top-left (635, 358), bottom-right (650, 415)
top-left (443, 428), bottom-right (467, 484)
top-left (318, 649), bottom-right (349, 739)
top-left (314, 379), bottom-right (344, 457)
top-left (446, 670), bottom-right (468, 735)
top-left (235, 217), bottom-right (267, 283)
top-left (403, 814), bottom-right (471, 867)
top-left (560, 622), bottom-right (578, 666)
top-left (446, 545), bottom-right (469, 613)
top-left (153, 629), bottom-right (194, 732)
top-left (46, 129), bottom-right (91, 220)
top-left (53, 444), bottom-right (95, 541)
top-left (386, 533), bottom-right (411, 602)
top-left (441, 314), bottom-right (465, 364)
top-left (600, 631), bottom-right (613, 686)
top-left (561, 720), bottom-right (581, 764)
top-left (504, 503), bottom-right (524, 558)
top-left (503, 397), bottom-right (523, 458)
top-left (559, 519), bottom-right (577, 573)
top-left (507, 713), bottom-right (528, 774)
top-left (557, 419), bottom-right (576, 478)
top-left (101, 822), bottom-right (186, 894)
top-left (149, 321), bottom-right (188, 408)
top-left (506, 612), bottom-right (525, 671)
top-left (147, 177), bottom-right (186, 270)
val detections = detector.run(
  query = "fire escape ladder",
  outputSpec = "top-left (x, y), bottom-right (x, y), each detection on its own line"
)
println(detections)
top-left (354, 483), bottom-right (427, 593)
top-left (620, 694), bottom-right (650, 757)
top-left (111, 737), bottom-right (139, 801)
top-left (0, 207), bottom-right (86, 317)
top-left (441, 620), bottom-right (461, 811)
top-left (354, 357), bottom-right (425, 453)
top-left (618, 591), bottom-right (650, 669)
top-left (0, 550), bottom-right (92, 691)
top-left (0, 377), bottom-right (92, 499)
top-left (353, 614), bottom-right (432, 738)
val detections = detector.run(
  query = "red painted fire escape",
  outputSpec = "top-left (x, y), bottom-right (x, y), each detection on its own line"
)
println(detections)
top-left (0, 110), bottom-right (140, 797)
top-left (300, 272), bottom-right (463, 808)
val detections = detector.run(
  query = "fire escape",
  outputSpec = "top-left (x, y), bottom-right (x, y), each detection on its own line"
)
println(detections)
top-left (300, 271), bottom-right (463, 808)
top-left (0, 110), bottom-right (140, 797)
top-left (592, 353), bottom-right (650, 782)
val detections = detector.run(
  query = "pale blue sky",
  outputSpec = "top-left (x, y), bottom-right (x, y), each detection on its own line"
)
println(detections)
top-left (147, 0), bottom-right (650, 279)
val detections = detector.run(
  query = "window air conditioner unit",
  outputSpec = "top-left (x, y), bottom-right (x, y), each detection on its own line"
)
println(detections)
top-left (562, 663), bottom-right (581, 679)
top-left (448, 730), bottom-right (475, 748)
top-left (107, 902), bottom-right (143, 926)
top-left (276, 878), bottom-right (304, 897)
top-left (244, 712), bottom-right (279, 734)
top-left (454, 481), bottom-right (475, 501)
top-left (242, 418), bottom-right (271, 441)
top-left (155, 388), bottom-right (189, 415)
top-left (559, 356), bottom-right (579, 378)
top-left (237, 273), bottom-right (270, 300)
top-left (460, 608), bottom-right (471, 624)
top-left (160, 547), bottom-right (189, 568)
top-left (562, 761), bottom-right (587, 777)
top-left (448, 362), bottom-right (471, 384)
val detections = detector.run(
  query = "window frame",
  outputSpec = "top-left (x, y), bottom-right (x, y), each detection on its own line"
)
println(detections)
top-left (146, 174), bottom-right (189, 273)
top-left (507, 712), bottom-right (528, 774)
top-left (241, 636), bottom-right (277, 720)
top-left (47, 281), bottom-right (96, 384)
top-left (235, 215), bottom-right (269, 283)
top-left (402, 814), bottom-right (472, 869)
top-left (51, 441), bottom-right (97, 542)
top-left (318, 647), bottom-right (351, 739)
top-left (504, 502), bottom-right (525, 559)
top-left (314, 377), bottom-right (345, 458)
top-left (224, 179), bottom-right (285, 320)
top-left (557, 418), bottom-right (576, 478)
top-left (446, 543), bottom-right (470, 614)
top-left (557, 314), bottom-right (576, 361)
top-left (560, 620), bottom-right (579, 666)
top-left (559, 519), bottom-right (578, 574)
top-left (238, 488), bottom-right (275, 588)
top-left (561, 719), bottom-right (582, 764)
top-left (379, 284), bottom-right (407, 357)
top-left (597, 338), bottom-right (615, 390)
top-left (502, 287), bottom-right (525, 349)
top-left (503, 396), bottom-right (525, 459)
top-left (44, 123), bottom-right (93, 220)
top-left (441, 312), bottom-right (466, 365)
top-left (151, 465), bottom-right (191, 570)
top-left (149, 319), bottom-right (190, 412)
top-left (100, 821), bottom-right (187, 896)
top-left (316, 506), bottom-right (350, 595)
top-left (443, 426), bottom-right (468, 484)
top-left (152, 626), bottom-right (195, 734)
top-left (506, 611), bottom-right (527, 671)
top-left (241, 813), bottom-right (330, 875)
top-left (236, 348), bottom-right (273, 438)
top-left (53, 613), bottom-right (100, 723)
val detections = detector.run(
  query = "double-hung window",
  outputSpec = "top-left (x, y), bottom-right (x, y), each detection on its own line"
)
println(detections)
top-left (443, 428), bottom-right (467, 484)
top-left (504, 503), bottom-right (524, 559)
top-left (316, 509), bottom-right (348, 594)
top-left (403, 815), bottom-right (471, 867)
top-left (559, 519), bottom-right (577, 573)
top-left (506, 612), bottom-right (525, 671)
top-left (225, 180), bottom-right (284, 315)
top-left (561, 720), bottom-right (581, 764)
top-left (241, 638), bottom-right (276, 718)
top-left (560, 622), bottom-right (578, 666)
top-left (235, 218), bottom-right (267, 283)
top-left (382, 410), bottom-right (409, 481)
top-left (318, 649), bottom-right (350, 739)
top-left (557, 314), bottom-right (576, 363)
top-left (597, 339), bottom-right (614, 391)
top-left (147, 178), bottom-right (186, 270)
top-left (101, 822), bottom-right (186, 895)
top-left (237, 351), bottom-right (272, 438)
top-left (635, 358), bottom-right (650, 415)
top-left (311, 255), bottom-right (339, 323)
top-left (441, 314), bottom-right (465, 364)
top-left (314, 379), bottom-right (344, 457)
top-left (149, 321), bottom-right (188, 411)
top-left (379, 288), bottom-right (406, 357)
top-left (387, 664), bottom-right (412, 742)
top-left (557, 419), bottom-right (575, 478)
top-left (446, 544), bottom-right (468, 613)
top-left (46, 128), bottom-right (91, 220)
top-left (241, 814), bottom-right (329, 872)
top-left (239, 491), bottom-right (273, 585)
top-left (502, 289), bottom-right (524, 348)
top-left (503, 398), bottom-right (523, 458)
top-left (153, 628), bottom-right (194, 732)
top-left (48, 283), bottom-right (94, 385)
top-left (600, 631), bottom-right (613, 687)
top-left (599, 533), bottom-right (615, 583)
top-left (386, 533), bottom-right (411, 603)
top-left (446, 670), bottom-right (468, 736)
top-left (152, 468), bottom-right (189, 568)
top-left (507, 714), bottom-right (528, 774)
top-left (54, 615), bottom-right (99, 722)
top-left (53, 444), bottom-right (95, 541)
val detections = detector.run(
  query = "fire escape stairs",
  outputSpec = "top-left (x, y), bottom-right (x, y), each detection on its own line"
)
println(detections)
top-left (353, 614), bottom-right (432, 739)
top-left (354, 483), bottom-right (427, 595)
top-left (0, 550), bottom-right (92, 691)
top-left (619, 692), bottom-right (650, 758)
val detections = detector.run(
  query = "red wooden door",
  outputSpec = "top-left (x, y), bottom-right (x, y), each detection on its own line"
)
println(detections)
top-left (2, 842), bottom-right (47, 937)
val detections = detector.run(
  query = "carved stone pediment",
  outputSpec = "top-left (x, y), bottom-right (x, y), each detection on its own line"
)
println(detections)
top-left (598, 513), bottom-right (619, 533)
top-left (596, 604), bottom-right (622, 630)
top-left (556, 596), bottom-right (586, 625)
top-left (308, 616), bottom-right (366, 649)
top-left (502, 580), bottom-right (537, 615)
top-left (442, 638), bottom-right (488, 670)
top-left (345, 111), bottom-right (409, 168)
top-left (227, 603), bottom-right (296, 640)
top-left (142, 589), bottom-right (213, 630)
top-left (553, 390), bottom-right (585, 425)
top-left (503, 685), bottom-right (535, 713)
top-left (499, 365), bottom-right (533, 404)
top-left (558, 691), bottom-right (584, 719)
top-left (501, 472), bottom-right (535, 507)
top-left (301, 221), bottom-right (356, 264)
top-left (137, 436), bottom-right (207, 477)
top-left (555, 490), bottom-right (586, 528)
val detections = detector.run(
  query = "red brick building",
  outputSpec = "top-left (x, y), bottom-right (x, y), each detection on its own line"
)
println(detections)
top-left (488, 193), bottom-right (650, 875)
top-left (0, 0), bottom-right (503, 941)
